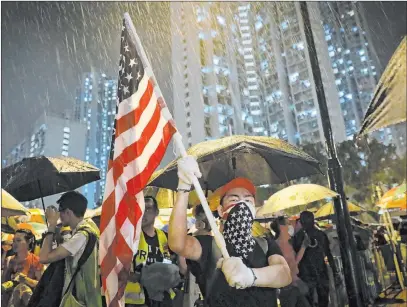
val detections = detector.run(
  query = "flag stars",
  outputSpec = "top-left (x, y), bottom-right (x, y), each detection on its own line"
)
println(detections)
top-left (124, 45), bottom-right (130, 52)
top-left (125, 73), bottom-right (133, 82)
top-left (123, 86), bottom-right (129, 95)
top-left (129, 58), bottom-right (137, 68)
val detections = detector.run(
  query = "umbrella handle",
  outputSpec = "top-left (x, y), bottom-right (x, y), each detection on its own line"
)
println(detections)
top-left (173, 132), bottom-right (230, 259)
top-left (37, 180), bottom-right (48, 227)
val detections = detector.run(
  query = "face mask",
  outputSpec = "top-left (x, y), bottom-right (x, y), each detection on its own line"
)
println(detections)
top-left (288, 225), bottom-right (295, 237)
top-left (222, 200), bottom-right (255, 220)
top-left (223, 202), bottom-right (256, 260)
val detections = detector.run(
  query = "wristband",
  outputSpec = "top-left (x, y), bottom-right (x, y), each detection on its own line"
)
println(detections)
top-left (44, 231), bottom-right (55, 237)
top-left (177, 188), bottom-right (191, 193)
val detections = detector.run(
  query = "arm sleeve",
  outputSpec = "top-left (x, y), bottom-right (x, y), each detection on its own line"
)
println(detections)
top-left (266, 237), bottom-right (283, 257)
top-left (61, 232), bottom-right (87, 257)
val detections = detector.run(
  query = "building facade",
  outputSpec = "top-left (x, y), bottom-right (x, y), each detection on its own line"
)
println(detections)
top-left (170, 2), bottom-right (348, 147)
top-left (3, 112), bottom-right (87, 208)
top-left (74, 72), bottom-right (117, 206)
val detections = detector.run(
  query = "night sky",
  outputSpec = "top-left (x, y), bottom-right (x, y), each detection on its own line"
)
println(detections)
top-left (2, 2), bottom-right (406, 155)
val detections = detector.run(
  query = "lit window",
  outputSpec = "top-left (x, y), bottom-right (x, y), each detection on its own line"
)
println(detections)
top-left (337, 48), bottom-right (342, 52)
top-left (62, 151), bottom-right (68, 157)
top-left (333, 68), bottom-right (339, 74)
top-left (325, 35), bottom-right (331, 41)
top-left (338, 59), bottom-right (344, 64)
top-left (348, 10), bottom-right (354, 16)
top-left (62, 145), bottom-right (69, 151)
top-left (217, 15), bottom-right (226, 25)
top-left (345, 94), bottom-right (353, 99)
top-left (339, 91), bottom-right (344, 97)
top-left (352, 26), bottom-right (358, 32)
top-left (345, 49), bottom-right (350, 54)
top-left (63, 127), bottom-right (70, 133)
top-left (281, 21), bottom-right (288, 30)
top-left (361, 56), bottom-right (366, 62)
top-left (359, 50), bottom-right (365, 56)
top-left (335, 79), bottom-right (341, 85)
top-left (329, 51), bottom-right (335, 57)
top-left (328, 45), bottom-right (334, 51)
top-left (348, 66), bottom-right (354, 71)
top-left (63, 139), bottom-right (69, 145)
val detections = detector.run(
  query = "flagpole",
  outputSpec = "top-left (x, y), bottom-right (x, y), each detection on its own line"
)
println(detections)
top-left (124, 13), bottom-right (230, 259)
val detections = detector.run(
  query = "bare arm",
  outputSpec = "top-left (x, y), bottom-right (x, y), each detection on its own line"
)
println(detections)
top-left (252, 254), bottom-right (292, 288)
top-left (178, 256), bottom-right (188, 276)
top-left (168, 191), bottom-right (202, 261)
top-left (39, 226), bottom-right (71, 264)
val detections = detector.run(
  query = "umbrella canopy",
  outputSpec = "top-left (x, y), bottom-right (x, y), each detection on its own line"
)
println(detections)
top-left (352, 211), bottom-right (380, 225)
top-left (257, 184), bottom-right (338, 216)
top-left (1, 156), bottom-right (100, 202)
top-left (149, 135), bottom-right (321, 191)
top-left (315, 202), bottom-right (363, 219)
top-left (1, 189), bottom-right (29, 217)
top-left (27, 208), bottom-right (46, 224)
top-left (377, 183), bottom-right (406, 210)
top-left (358, 37), bottom-right (406, 136)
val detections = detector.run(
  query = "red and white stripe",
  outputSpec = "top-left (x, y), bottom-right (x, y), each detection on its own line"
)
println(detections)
top-left (99, 75), bottom-right (176, 306)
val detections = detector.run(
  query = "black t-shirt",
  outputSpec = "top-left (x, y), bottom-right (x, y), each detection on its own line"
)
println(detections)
top-left (292, 228), bottom-right (331, 283)
top-left (190, 235), bottom-right (282, 307)
top-left (136, 230), bottom-right (173, 307)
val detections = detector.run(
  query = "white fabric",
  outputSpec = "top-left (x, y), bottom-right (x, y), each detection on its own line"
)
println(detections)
top-left (220, 256), bottom-right (254, 289)
top-left (61, 220), bottom-right (87, 270)
top-left (177, 156), bottom-right (202, 189)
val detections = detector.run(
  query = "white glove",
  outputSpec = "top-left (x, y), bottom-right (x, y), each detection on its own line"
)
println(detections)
top-left (177, 156), bottom-right (202, 190)
top-left (220, 257), bottom-right (255, 289)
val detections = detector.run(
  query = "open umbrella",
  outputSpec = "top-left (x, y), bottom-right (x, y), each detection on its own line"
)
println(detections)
top-left (2, 156), bottom-right (100, 215)
top-left (315, 202), bottom-right (364, 219)
top-left (149, 135), bottom-right (321, 191)
top-left (257, 184), bottom-right (338, 216)
top-left (17, 222), bottom-right (47, 240)
top-left (1, 189), bottom-right (29, 217)
top-left (377, 183), bottom-right (406, 210)
top-left (358, 37), bottom-right (406, 136)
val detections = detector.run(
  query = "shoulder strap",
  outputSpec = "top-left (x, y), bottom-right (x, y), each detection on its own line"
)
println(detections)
top-left (63, 230), bottom-right (97, 296)
top-left (254, 236), bottom-right (268, 255)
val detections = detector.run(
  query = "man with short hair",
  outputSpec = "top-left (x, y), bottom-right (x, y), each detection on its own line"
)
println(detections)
top-left (39, 191), bottom-right (101, 307)
top-left (125, 196), bottom-right (187, 307)
top-left (168, 156), bottom-right (292, 307)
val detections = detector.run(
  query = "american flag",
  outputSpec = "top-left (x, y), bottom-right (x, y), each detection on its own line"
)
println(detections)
top-left (99, 13), bottom-right (177, 307)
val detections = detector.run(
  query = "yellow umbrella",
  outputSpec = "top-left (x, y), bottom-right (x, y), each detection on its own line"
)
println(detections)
top-left (1, 189), bottom-right (28, 217)
top-left (257, 184), bottom-right (338, 215)
top-left (315, 202), bottom-right (363, 219)
top-left (252, 221), bottom-right (269, 237)
top-left (27, 208), bottom-right (46, 224)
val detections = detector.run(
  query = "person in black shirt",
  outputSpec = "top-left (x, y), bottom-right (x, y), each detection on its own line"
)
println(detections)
top-left (292, 211), bottom-right (340, 307)
top-left (168, 156), bottom-right (292, 307)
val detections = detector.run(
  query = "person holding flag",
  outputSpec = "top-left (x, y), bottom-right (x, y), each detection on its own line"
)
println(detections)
top-left (168, 156), bottom-right (292, 307)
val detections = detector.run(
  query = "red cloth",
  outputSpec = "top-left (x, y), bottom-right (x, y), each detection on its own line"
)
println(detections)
top-left (217, 178), bottom-right (256, 198)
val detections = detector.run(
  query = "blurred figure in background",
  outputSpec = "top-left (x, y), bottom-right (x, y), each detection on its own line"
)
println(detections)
top-left (271, 217), bottom-right (310, 307)
top-left (292, 211), bottom-right (340, 307)
top-left (2, 229), bottom-right (44, 307)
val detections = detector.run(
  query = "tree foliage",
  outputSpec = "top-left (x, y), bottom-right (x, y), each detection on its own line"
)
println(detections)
top-left (300, 138), bottom-right (406, 208)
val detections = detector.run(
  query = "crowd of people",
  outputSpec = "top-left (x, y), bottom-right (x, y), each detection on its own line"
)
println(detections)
top-left (0, 156), bottom-right (403, 307)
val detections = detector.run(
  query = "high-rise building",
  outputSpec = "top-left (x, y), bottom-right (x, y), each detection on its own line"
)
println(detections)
top-left (3, 112), bottom-right (87, 207)
top-left (170, 2), bottom-right (347, 147)
top-left (74, 72), bottom-right (117, 206)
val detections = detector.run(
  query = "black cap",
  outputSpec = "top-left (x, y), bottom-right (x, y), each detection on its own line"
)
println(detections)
top-left (57, 191), bottom-right (88, 218)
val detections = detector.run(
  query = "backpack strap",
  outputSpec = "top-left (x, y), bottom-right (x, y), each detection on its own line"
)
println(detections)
top-left (63, 230), bottom-right (97, 296)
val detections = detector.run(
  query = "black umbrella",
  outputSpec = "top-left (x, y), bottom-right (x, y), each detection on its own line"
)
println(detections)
top-left (148, 135), bottom-right (322, 191)
top-left (1, 156), bottom-right (100, 218)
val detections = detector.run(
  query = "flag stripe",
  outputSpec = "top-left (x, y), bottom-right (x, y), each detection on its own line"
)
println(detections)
top-left (115, 80), bottom-right (154, 137)
top-left (116, 75), bottom-right (149, 120)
